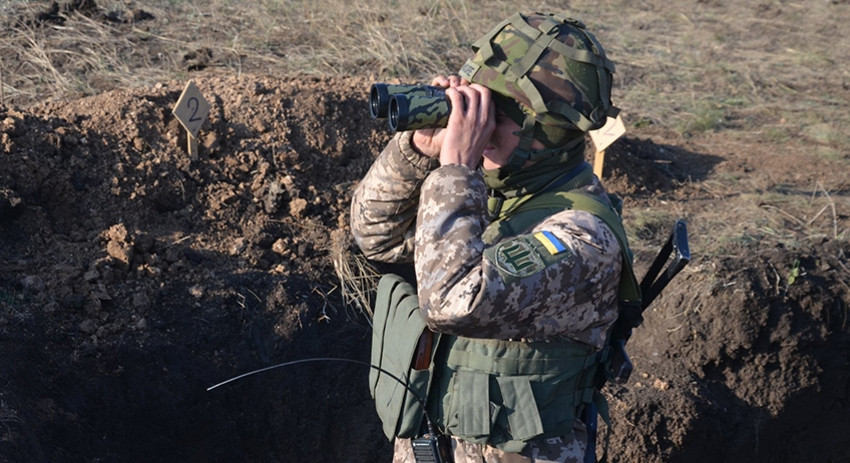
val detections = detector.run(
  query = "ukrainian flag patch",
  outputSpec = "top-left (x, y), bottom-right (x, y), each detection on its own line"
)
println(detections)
top-left (534, 231), bottom-right (567, 255)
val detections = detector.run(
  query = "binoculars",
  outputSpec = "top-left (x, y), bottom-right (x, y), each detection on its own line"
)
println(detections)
top-left (369, 83), bottom-right (450, 132)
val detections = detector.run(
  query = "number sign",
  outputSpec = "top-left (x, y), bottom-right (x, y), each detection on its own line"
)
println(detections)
top-left (589, 115), bottom-right (627, 179)
top-left (589, 115), bottom-right (626, 153)
top-left (172, 80), bottom-right (210, 138)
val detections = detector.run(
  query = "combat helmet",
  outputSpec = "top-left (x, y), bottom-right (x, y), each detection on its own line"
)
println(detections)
top-left (459, 12), bottom-right (619, 171)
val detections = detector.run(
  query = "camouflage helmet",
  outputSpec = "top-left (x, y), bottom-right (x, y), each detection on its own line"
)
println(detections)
top-left (459, 13), bottom-right (619, 167)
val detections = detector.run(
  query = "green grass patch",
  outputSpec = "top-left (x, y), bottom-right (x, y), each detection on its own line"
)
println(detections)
top-left (626, 208), bottom-right (677, 244)
top-left (680, 105), bottom-right (726, 135)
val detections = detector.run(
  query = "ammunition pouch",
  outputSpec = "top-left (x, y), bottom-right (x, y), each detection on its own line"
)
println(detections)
top-left (431, 336), bottom-right (604, 453)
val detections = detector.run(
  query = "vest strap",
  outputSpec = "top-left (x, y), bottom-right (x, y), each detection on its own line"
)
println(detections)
top-left (496, 376), bottom-right (544, 442)
top-left (455, 370), bottom-right (491, 437)
top-left (446, 336), bottom-right (597, 376)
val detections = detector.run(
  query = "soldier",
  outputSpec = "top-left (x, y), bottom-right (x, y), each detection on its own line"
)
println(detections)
top-left (352, 12), bottom-right (633, 463)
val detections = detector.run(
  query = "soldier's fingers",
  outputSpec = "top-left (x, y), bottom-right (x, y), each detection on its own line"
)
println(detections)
top-left (429, 75), bottom-right (450, 87)
top-left (469, 83), bottom-right (491, 100)
top-left (469, 84), bottom-right (493, 118)
top-left (446, 75), bottom-right (463, 88)
top-left (453, 86), bottom-right (476, 117)
top-left (457, 85), bottom-right (493, 121)
top-left (444, 87), bottom-right (465, 115)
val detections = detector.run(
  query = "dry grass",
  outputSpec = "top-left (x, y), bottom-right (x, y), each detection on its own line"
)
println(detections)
top-left (0, 0), bottom-right (518, 105)
top-left (3, 0), bottom-right (848, 146)
top-left (0, 400), bottom-right (21, 440)
top-left (629, 180), bottom-right (849, 261)
top-left (330, 229), bottom-right (380, 320)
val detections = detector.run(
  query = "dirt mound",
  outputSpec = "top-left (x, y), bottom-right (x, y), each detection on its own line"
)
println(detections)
top-left (1, 75), bottom-right (848, 462)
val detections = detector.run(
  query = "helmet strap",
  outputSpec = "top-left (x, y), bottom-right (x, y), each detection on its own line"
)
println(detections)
top-left (502, 116), bottom-right (540, 171)
top-left (501, 116), bottom-right (585, 173)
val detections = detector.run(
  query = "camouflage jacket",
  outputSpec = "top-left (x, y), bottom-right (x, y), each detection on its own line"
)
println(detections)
top-left (351, 131), bottom-right (621, 349)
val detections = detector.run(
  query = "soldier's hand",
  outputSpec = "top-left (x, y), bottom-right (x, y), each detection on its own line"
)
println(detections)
top-left (438, 83), bottom-right (495, 169)
top-left (411, 75), bottom-right (468, 158)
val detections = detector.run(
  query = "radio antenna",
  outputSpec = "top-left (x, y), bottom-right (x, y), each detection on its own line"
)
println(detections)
top-left (207, 356), bottom-right (439, 435)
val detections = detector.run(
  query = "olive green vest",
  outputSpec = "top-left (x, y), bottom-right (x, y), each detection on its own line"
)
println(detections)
top-left (369, 188), bottom-right (639, 452)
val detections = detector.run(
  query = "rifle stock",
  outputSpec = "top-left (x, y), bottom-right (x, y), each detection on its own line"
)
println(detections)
top-left (607, 219), bottom-right (690, 384)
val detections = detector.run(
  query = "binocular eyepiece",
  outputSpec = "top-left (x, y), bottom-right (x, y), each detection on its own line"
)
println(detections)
top-left (369, 83), bottom-right (450, 132)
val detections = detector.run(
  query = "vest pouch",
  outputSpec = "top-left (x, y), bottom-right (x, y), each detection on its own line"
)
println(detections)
top-left (436, 336), bottom-right (601, 452)
top-left (370, 274), bottom-right (439, 440)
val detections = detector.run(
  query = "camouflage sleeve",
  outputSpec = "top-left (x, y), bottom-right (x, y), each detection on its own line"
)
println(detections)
top-left (415, 168), bottom-right (622, 348)
top-left (350, 131), bottom-right (440, 263)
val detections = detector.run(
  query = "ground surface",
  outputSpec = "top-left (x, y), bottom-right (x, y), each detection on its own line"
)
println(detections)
top-left (1, 2), bottom-right (849, 463)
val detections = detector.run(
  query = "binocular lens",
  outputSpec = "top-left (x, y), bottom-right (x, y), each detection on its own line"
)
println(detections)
top-left (370, 84), bottom-right (390, 119)
top-left (389, 97), bottom-right (402, 132)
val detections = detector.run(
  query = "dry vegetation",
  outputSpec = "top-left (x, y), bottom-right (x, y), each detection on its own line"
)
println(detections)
top-left (3, 0), bottom-right (848, 140)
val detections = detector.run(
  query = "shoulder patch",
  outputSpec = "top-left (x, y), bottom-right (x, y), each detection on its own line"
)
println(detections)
top-left (491, 237), bottom-right (546, 277)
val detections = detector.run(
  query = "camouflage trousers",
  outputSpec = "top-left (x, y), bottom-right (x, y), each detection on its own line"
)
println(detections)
top-left (392, 421), bottom-right (588, 463)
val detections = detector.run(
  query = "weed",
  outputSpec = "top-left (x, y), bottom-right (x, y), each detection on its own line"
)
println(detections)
top-left (786, 259), bottom-right (801, 286)
top-left (681, 106), bottom-right (725, 135)
top-left (0, 399), bottom-right (22, 440)
top-left (626, 208), bottom-right (677, 244)
top-left (764, 126), bottom-right (791, 145)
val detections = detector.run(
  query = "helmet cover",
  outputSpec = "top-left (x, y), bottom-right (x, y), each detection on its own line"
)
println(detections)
top-left (460, 12), bottom-right (619, 147)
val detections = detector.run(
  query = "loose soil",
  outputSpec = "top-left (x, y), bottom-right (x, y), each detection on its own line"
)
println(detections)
top-left (2, 6), bottom-right (850, 463)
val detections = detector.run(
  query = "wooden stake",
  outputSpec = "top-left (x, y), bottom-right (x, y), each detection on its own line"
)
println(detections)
top-left (188, 133), bottom-right (198, 161)
top-left (593, 149), bottom-right (606, 178)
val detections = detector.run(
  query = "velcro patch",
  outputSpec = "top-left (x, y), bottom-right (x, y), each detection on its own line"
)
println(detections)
top-left (533, 231), bottom-right (566, 255)
top-left (490, 237), bottom-right (546, 278)
top-left (459, 60), bottom-right (481, 81)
